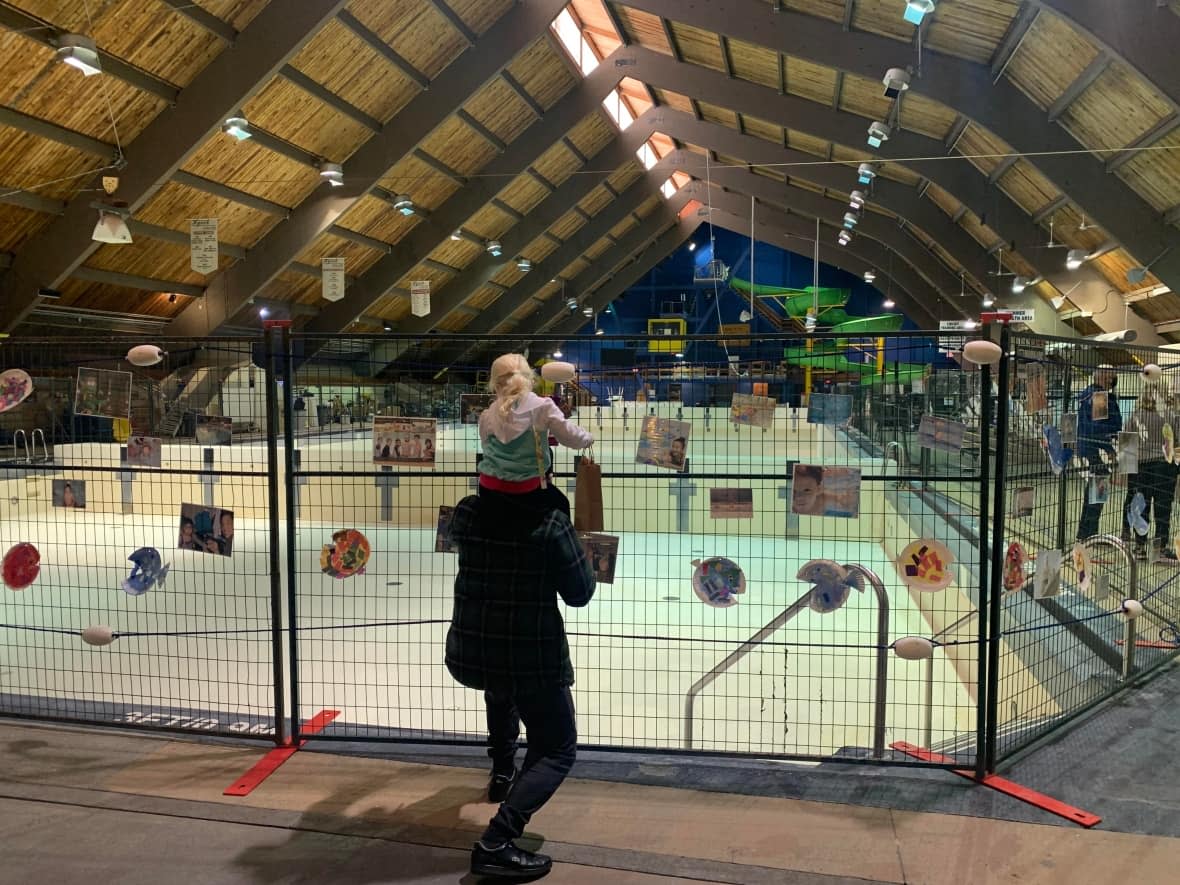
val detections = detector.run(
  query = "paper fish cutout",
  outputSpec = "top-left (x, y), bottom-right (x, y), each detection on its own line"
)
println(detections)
top-left (121, 547), bottom-right (170, 596)
top-left (2, 542), bottom-right (40, 590)
top-left (320, 529), bottom-right (371, 579)
top-left (690, 557), bottom-right (746, 608)
top-left (1127, 492), bottom-right (1149, 537)
top-left (797, 559), bottom-right (864, 613)
top-left (896, 539), bottom-right (956, 592)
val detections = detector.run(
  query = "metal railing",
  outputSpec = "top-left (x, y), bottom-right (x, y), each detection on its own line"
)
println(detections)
top-left (683, 563), bottom-right (890, 757)
top-left (1083, 534), bottom-right (1138, 679)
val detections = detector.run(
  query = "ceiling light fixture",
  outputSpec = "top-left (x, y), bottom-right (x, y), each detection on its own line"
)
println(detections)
top-left (1066, 249), bottom-right (1088, 270)
top-left (319, 162), bottom-right (344, 187)
top-left (904, 0), bottom-right (937, 25)
top-left (56, 34), bottom-right (101, 76)
top-left (883, 297), bottom-right (895, 309)
top-left (963, 320), bottom-right (977, 330)
top-left (688, 242), bottom-right (697, 251)
top-left (867, 121), bottom-right (891, 149)
top-left (383, 322), bottom-right (393, 332)
top-left (582, 306), bottom-right (594, 317)
top-left (516, 257), bottom-right (532, 272)
top-left (838, 230), bottom-right (853, 246)
top-left (222, 116), bottom-right (251, 141)
top-left (259, 307), bottom-right (270, 318)
top-left (864, 270), bottom-right (877, 283)
top-left (553, 350), bottom-right (563, 359)
top-left (91, 208), bottom-right (132, 245)
top-left (882, 67), bottom-right (911, 99)
top-left (843, 212), bottom-right (860, 230)
top-left (857, 163), bottom-right (877, 185)
top-left (393, 194), bottom-right (414, 216)
top-left (486, 239), bottom-right (502, 257)
top-left (566, 297), bottom-right (579, 312)
top-left (982, 294), bottom-right (995, 308)
top-left (1012, 275), bottom-right (1029, 293)
top-left (595, 327), bottom-right (604, 335)
top-left (450, 229), bottom-right (462, 241)
top-left (849, 190), bottom-right (866, 210)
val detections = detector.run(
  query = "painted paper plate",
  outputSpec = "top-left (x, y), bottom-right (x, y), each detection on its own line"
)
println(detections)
top-left (797, 559), bottom-right (864, 614)
top-left (896, 539), bottom-right (955, 592)
top-left (320, 529), bottom-right (371, 579)
top-left (3, 542), bottom-right (40, 590)
top-left (0, 369), bottom-right (33, 413)
top-left (691, 557), bottom-right (746, 608)
top-left (1002, 542), bottom-right (1027, 592)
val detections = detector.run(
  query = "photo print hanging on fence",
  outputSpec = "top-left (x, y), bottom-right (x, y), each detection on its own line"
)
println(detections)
top-left (917, 415), bottom-right (967, 454)
top-left (51, 479), bottom-right (85, 509)
top-left (373, 416), bottom-right (436, 467)
top-left (1012, 485), bottom-right (1035, 519)
top-left (580, 532), bottom-right (619, 584)
top-left (74, 367), bottom-right (131, 420)
top-left (320, 529), bottom-right (371, 579)
top-left (690, 557), bottom-right (746, 608)
top-left (435, 506), bottom-right (457, 553)
top-left (806, 393), bottom-right (853, 427)
top-left (730, 392), bottom-right (776, 428)
top-left (2, 542), bottom-right (40, 590)
top-left (1025, 369), bottom-right (1047, 414)
top-left (1060, 412), bottom-right (1077, 446)
top-left (1127, 492), bottom-right (1150, 538)
top-left (178, 502), bottom-right (234, 557)
top-left (709, 488), bottom-right (754, 519)
top-left (1071, 543), bottom-right (1093, 594)
top-left (0, 368), bottom-right (33, 413)
top-left (1164, 423), bottom-right (1176, 464)
top-left (1041, 425), bottom-right (1069, 475)
top-left (127, 435), bottom-right (162, 467)
top-left (797, 559), bottom-right (864, 614)
top-left (195, 415), bottom-right (232, 446)
top-left (121, 547), bottom-right (170, 596)
top-left (791, 464), bottom-right (861, 518)
top-left (1033, 549), bottom-right (1063, 599)
top-left (896, 539), bottom-right (955, 593)
top-left (1117, 431), bottom-right (1139, 475)
top-left (1003, 542), bottom-right (1028, 593)
top-left (635, 416), bottom-right (691, 472)
top-left (460, 393), bottom-right (494, 426)
top-left (1089, 474), bottom-right (1110, 505)
top-left (1091, 390), bottom-right (1110, 422)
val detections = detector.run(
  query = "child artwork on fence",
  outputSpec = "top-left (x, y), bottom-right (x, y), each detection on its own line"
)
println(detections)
top-left (74, 368), bottom-right (131, 420)
top-left (178, 503), bottom-right (234, 557)
top-left (581, 533), bottom-right (619, 584)
top-left (373, 417), bottom-right (437, 466)
top-left (791, 465), bottom-right (860, 518)
top-left (127, 435), bottom-right (162, 467)
top-left (635, 416), bottom-right (690, 471)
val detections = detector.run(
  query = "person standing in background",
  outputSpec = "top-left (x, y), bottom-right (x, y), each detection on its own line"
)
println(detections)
top-left (1076, 365), bottom-right (1122, 540)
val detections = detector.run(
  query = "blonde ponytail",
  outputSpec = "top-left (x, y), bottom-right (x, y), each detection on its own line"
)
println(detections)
top-left (489, 353), bottom-right (536, 417)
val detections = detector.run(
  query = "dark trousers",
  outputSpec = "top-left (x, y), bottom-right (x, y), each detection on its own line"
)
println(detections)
top-left (1121, 459), bottom-right (1178, 545)
top-left (483, 683), bottom-right (577, 843)
top-left (1077, 456), bottom-right (1110, 540)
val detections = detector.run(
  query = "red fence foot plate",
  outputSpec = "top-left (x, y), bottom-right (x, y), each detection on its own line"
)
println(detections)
top-left (223, 709), bottom-right (340, 797)
top-left (890, 742), bottom-right (1101, 828)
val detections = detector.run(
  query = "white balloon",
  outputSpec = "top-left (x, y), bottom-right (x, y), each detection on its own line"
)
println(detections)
top-left (81, 625), bottom-right (115, 646)
top-left (963, 340), bottom-right (1002, 366)
top-left (1121, 599), bottom-right (1144, 620)
top-left (127, 344), bottom-right (165, 367)
top-left (893, 636), bottom-right (935, 660)
top-left (1142, 363), bottom-right (1162, 381)
top-left (541, 361), bottom-right (575, 383)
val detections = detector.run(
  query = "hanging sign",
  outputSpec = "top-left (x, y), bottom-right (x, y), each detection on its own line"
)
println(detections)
top-left (938, 319), bottom-right (970, 352)
top-left (322, 257), bottom-right (346, 302)
top-left (411, 279), bottom-right (430, 317)
top-left (1009, 309), bottom-right (1035, 324)
top-left (189, 218), bottom-right (219, 275)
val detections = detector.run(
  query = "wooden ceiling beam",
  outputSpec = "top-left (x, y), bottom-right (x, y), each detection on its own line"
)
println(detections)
top-left (337, 10), bottom-right (430, 90)
top-left (71, 266), bottom-right (203, 297)
top-left (429, 0), bottom-right (477, 47)
top-left (0, 106), bottom-right (111, 157)
top-left (159, 0), bottom-right (237, 43)
top-left (1047, 53), bottom-right (1111, 123)
top-left (457, 109), bottom-right (507, 152)
top-left (990, 3), bottom-right (1040, 80)
top-left (1106, 113), bottom-right (1180, 172)
top-left (279, 65), bottom-right (382, 132)
top-left (502, 71), bottom-right (545, 119)
top-left (173, 170), bottom-right (289, 216)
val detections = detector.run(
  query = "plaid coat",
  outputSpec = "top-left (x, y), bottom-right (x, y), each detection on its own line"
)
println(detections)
top-left (445, 492), bottom-right (595, 692)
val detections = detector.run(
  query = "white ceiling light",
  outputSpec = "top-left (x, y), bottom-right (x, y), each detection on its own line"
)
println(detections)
top-left (883, 297), bottom-right (895, 309)
top-left (56, 34), bottom-right (101, 77)
top-left (450, 229), bottom-right (462, 241)
top-left (904, 0), bottom-right (937, 25)
top-left (92, 209), bottom-right (132, 245)
top-left (319, 162), bottom-right (344, 187)
top-left (566, 297), bottom-right (579, 311)
top-left (595, 327), bottom-right (604, 335)
top-left (259, 307), bottom-right (270, 318)
top-left (843, 212), bottom-right (860, 230)
top-left (849, 190), bottom-right (866, 210)
top-left (867, 121), bottom-right (891, 149)
top-left (864, 270), bottom-right (877, 282)
top-left (486, 239), bottom-right (502, 257)
top-left (392, 194), bottom-right (414, 216)
top-left (982, 294), bottom-right (995, 308)
top-left (963, 319), bottom-right (977, 330)
top-left (838, 230), bottom-right (853, 246)
top-left (582, 306), bottom-right (594, 317)
top-left (688, 241), bottom-right (697, 251)
top-left (857, 163), bottom-right (877, 185)
top-left (882, 67), bottom-right (911, 99)
top-left (222, 116), bottom-right (251, 141)
top-left (1012, 275), bottom-right (1029, 293)
top-left (552, 350), bottom-right (563, 359)
top-left (516, 257), bottom-right (532, 272)
top-left (1066, 249), bottom-right (1088, 270)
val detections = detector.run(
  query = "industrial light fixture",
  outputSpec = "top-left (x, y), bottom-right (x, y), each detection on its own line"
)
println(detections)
top-left (849, 190), bottom-right (866, 210)
top-left (92, 208), bottom-right (132, 245)
top-left (838, 230), bottom-right (853, 246)
top-left (595, 327), bottom-right (604, 335)
top-left (566, 297), bottom-right (578, 311)
top-left (582, 306), bottom-right (594, 317)
top-left (553, 350), bottom-right (563, 359)
top-left (864, 270), bottom-right (877, 283)
top-left (867, 121), bottom-right (891, 149)
top-left (857, 163), bottom-right (877, 185)
top-left (883, 297), bottom-right (896, 309)
top-left (450, 229), bottom-right (462, 241)
top-left (222, 116), bottom-right (251, 141)
top-left (319, 162), bottom-right (344, 187)
top-left (843, 212), bottom-right (860, 230)
top-left (393, 194), bottom-right (414, 216)
top-left (1012, 275), bottom-right (1029, 294)
top-left (963, 319), bottom-right (977, 330)
top-left (56, 34), bottom-right (101, 77)
top-left (259, 307), bottom-right (270, 318)
top-left (486, 239), bottom-right (502, 257)
top-left (982, 294), bottom-right (995, 308)
top-left (674, 352), bottom-right (684, 359)
top-left (516, 257), bottom-right (532, 273)
top-left (1066, 249), bottom-right (1088, 270)
top-left (383, 322), bottom-right (393, 332)
top-left (882, 67), bottom-right (911, 99)
top-left (688, 242), bottom-right (697, 251)
top-left (904, 0), bottom-right (937, 25)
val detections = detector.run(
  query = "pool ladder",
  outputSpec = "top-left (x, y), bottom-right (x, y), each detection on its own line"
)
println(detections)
top-left (683, 563), bottom-right (891, 757)
top-left (11, 429), bottom-right (48, 463)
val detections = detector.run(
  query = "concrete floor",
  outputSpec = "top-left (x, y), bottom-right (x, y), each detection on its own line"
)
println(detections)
top-left (1, 715), bottom-right (1178, 884)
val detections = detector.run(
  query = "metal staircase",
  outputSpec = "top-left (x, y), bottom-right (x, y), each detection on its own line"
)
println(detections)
top-left (157, 362), bottom-right (246, 437)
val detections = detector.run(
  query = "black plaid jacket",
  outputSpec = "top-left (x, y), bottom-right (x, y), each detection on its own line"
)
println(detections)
top-left (445, 492), bottom-right (595, 692)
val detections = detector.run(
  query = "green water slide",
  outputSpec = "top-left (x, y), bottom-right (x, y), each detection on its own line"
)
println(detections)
top-left (729, 278), bottom-right (848, 317)
top-left (783, 341), bottom-right (926, 383)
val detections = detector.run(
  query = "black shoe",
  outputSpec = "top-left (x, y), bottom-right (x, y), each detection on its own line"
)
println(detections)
top-left (487, 767), bottom-right (517, 803)
top-left (471, 840), bottom-right (552, 879)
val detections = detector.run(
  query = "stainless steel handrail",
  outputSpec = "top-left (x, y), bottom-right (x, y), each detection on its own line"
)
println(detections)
top-left (883, 440), bottom-right (908, 470)
top-left (923, 607), bottom-right (982, 748)
top-left (1083, 534), bottom-right (1137, 679)
top-left (12, 429), bottom-right (29, 463)
top-left (683, 563), bottom-right (891, 757)
top-left (30, 428), bottom-right (48, 462)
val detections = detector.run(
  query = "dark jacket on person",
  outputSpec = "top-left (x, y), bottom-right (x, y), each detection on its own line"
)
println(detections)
top-left (446, 490), bottom-right (595, 692)
top-left (1077, 383), bottom-right (1122, 460)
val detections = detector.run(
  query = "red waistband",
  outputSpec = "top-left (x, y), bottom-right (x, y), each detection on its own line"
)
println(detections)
top-left (479, 474), bottom-right (542, 493)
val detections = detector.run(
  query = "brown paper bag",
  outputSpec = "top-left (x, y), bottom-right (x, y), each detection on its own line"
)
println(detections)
top-left (574, 453), bottom-right (603, 532)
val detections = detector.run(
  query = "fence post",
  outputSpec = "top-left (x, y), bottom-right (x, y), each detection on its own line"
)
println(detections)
top-left (973, 352), bottom-right (993, 782)
top-left (263, 322), bottom-right (290, 746)
top-left (985, 324), bottom-right (1013, 774)
top-left (280, 327), bottom-right (301, 744)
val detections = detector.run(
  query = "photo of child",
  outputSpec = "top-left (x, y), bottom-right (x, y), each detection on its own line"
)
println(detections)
top-left (74, 367), bottom-right (132, 420)
top-left (126, 435), bottom-right (162, 467)
top-left (52, 479), bottom-right (85, 509)
top-left (790, 464), bottom-right (861, 518)
top-left (373, 416), bottom-right (437, 466)
top-left (580, 533), bottom-right (619, 584)
top-left (635, 416), bottom-right (691, 472)
top-left (435, 505), bottom-right (457, 553)
top-left (178, 503), bottom-right (234, 557)
top-left (1012, 486), bottom-right (1035, 518)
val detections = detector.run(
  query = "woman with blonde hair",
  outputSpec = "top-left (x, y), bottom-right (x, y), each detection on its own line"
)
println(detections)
top-left (1122, 382), bottom-right (1178, 560)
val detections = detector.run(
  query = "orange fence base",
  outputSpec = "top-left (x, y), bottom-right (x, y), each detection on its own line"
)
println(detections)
top-left (223, 709), bottom-right (340, 797)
